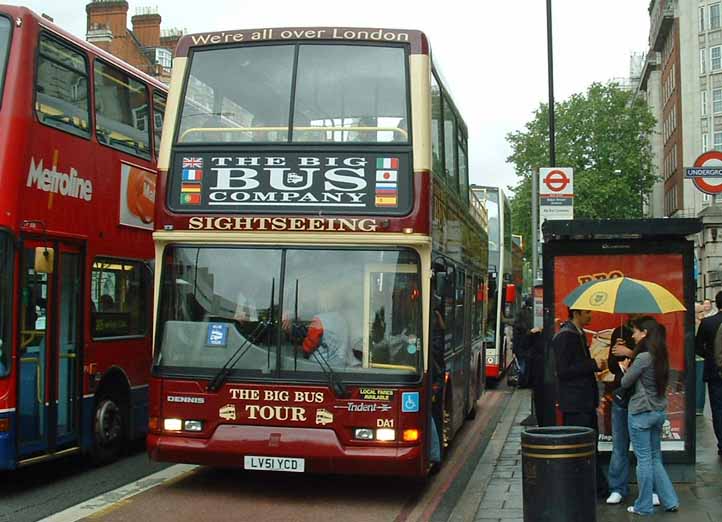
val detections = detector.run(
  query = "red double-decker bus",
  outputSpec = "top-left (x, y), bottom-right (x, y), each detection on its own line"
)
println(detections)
top-left (148, 26), bottom-right (487, 476)
top-left (0, 6), bottom-right (167, 469)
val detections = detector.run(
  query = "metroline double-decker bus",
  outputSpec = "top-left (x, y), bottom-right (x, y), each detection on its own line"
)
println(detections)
top-left (470, 185), bottom-right (517, 382)
top-left (0, 6), bottom-right (167, 469)
top-left (148, 26), bottom-right (488, 476)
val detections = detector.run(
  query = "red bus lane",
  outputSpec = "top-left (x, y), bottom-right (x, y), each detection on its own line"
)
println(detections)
top-left (81, 391), bottom-right (508, 522)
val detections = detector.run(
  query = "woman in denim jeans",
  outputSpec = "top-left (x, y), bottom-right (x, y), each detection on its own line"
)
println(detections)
top-left (620, 316), bottom-right (679, 515)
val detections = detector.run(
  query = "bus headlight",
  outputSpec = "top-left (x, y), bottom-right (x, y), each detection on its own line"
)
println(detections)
top-left (163, 418), bottom-right (183, 431)
top-left (375, 428), bottom-right (395, 441)
top-left (183, 420), bottom-right (203, 432)
top-left (354, 428), bottom-right (374, 440)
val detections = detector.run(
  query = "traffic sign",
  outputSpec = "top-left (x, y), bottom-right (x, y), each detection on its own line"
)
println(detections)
top-left (686, 151), bottom-right (722, 195)
top-left (539, 167), bottom-right (574, 241)
top-left (540, 167), bottom-right (573, 196)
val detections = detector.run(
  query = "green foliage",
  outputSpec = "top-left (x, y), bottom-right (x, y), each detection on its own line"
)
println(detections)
top-left (507, 82), bottom-right (657, 257)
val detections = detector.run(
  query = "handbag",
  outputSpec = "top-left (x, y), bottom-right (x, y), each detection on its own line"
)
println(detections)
top-left (612, 386), bottom-right (632, 408)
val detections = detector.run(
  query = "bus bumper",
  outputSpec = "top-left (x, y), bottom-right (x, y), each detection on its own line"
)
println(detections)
top-left (486, 364), bottom-right (500, 379)
top-left (147, 424), bottom-right (425, 477)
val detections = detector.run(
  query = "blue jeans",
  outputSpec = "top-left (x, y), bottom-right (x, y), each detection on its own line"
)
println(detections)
top-left (709, 379), bottom-right (722, 452)
top-left (629, 410), bottom-right (679, 514)
top-left (607, 402), bottom-right (630, 496)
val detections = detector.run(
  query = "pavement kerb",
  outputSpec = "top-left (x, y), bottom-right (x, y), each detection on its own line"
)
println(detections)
top-left (447, 388), bottom-right (527, 522)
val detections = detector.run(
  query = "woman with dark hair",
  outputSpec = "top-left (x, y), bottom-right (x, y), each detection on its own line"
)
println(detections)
top-left (620, 316), bottom-right (679, 515)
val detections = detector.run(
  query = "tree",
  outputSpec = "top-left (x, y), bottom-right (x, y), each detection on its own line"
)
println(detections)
top-left (507, 82), bottom-right (657, 257)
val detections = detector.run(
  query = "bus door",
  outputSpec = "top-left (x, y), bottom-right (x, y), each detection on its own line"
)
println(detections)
top-left (17, 240), bottom-right (83, 458)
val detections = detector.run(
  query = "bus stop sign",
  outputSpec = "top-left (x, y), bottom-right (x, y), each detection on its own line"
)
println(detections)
top-left (686, 151), bottom-right (722, 195)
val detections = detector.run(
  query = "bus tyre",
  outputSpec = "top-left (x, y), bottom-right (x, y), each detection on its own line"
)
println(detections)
top-left (466, 364), bottom-right (481, 420)
top-left (91, 395), bottom-right (126, 465)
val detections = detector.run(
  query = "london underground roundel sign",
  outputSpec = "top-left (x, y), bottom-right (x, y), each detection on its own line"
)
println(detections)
top-left (687, 151), bottom-right (722, 195)
top-left (543, 169), bottom-right (571, 193)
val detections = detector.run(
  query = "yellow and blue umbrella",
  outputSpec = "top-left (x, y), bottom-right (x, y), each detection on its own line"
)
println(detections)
top-left (563, 277), bottom-right (686, 314)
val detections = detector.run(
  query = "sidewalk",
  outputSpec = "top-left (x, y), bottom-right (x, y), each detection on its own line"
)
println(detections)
top-left (451, 388), bottom-right (722, 522)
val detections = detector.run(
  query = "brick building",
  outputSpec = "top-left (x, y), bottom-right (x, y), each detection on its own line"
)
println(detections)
top-left (85, 0), bottom-right (181, 83)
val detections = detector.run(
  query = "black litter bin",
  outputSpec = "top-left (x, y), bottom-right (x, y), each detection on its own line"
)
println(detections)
top-left (521, 426), bottom-right (596, 522)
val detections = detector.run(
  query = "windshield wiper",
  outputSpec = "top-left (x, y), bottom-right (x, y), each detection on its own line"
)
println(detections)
top-left (207, 279), bottom-right (275, 392)
top-left (311, 349), bottom-right (347, 398)
top-left (206, 319), bottom-right (270, 392)
top-left (292, 280), bottom-right (347, 398)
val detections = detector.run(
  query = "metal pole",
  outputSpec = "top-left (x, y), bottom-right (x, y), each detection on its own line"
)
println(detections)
top-left (547, 0), bottom-right (556, 168)
top-left (532, 169), bottom-right (539, 284)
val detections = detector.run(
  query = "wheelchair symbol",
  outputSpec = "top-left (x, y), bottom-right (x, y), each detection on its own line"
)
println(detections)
top-left (402, 392), bottom-right (419, 413)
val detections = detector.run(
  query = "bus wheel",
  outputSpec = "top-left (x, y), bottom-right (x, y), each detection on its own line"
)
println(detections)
top-left (91, 395), bottom-right (126, 465)
top-left (466, 365), bottom-right (480, 420)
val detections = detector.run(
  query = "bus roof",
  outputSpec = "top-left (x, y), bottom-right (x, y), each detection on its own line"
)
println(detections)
top-left (0, 4), bottom-right (167, 92)
top-left (175, 26), bottom-right (429, 56)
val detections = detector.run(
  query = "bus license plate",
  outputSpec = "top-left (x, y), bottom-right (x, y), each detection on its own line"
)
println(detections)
top-left (244, 456), bottom-right (305, 472)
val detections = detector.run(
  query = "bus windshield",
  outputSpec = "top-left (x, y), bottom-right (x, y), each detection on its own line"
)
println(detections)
top-left (177, 43), bottom-right (408, 144)
top-left (0, 231), bottom-right (11, 376)
top-left (0, 16), bottom-right (11, 105)
top-left (156, 247), bottom-right (421, 380)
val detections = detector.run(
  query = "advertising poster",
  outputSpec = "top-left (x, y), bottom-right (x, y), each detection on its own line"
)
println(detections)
top-left (553, 254), bottom-right (686, 451)
top-left (119, 163), bottom-right (156, 230)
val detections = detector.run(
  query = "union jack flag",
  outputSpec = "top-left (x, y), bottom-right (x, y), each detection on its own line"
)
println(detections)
top-left (182, 157), bottom-right (203, 168)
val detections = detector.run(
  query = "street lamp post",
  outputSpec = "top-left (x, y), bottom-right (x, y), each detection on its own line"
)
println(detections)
top-left (547, 0), bottom-right (556, 168)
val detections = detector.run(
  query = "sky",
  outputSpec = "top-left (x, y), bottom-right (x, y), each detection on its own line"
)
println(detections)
top-left (7, 0), bottom-right (651, 191)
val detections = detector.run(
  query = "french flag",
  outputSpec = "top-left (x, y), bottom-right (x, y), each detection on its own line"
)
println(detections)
top-left (182, 169), bottom-right (203, 182)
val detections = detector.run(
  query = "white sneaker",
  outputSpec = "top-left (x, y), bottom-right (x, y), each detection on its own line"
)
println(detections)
top-left (606, 492), bottom-right (623, 504)
top-left (653, 494), bottom-right (660, 506)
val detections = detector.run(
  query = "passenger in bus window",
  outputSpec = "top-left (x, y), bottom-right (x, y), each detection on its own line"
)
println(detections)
top-left (292, 311), bottom-right (350, 367)
top-left (99, 294), bottom-right (115, 311)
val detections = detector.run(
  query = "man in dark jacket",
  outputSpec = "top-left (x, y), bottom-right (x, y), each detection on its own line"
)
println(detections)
top-left (695, 291), bottom-right (722, 456)
top-left (553, 307), bottom-right (609, 497)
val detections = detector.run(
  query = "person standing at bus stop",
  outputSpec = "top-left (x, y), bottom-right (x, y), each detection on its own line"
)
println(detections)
top-left (695, 291), bottom-right (722, 456)
top-left (552, 307), bottom-right (609, 498)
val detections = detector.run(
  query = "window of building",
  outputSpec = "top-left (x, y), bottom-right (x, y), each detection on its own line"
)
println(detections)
top-left (91, 258), bottom-right (149, 338)
top-left (155, 48), bottom-right (172, 70)
top-left (711, 46), bottom-right (722, 71)
top-left (152, 91), bottom-right (166, 156)
top-left (703, 132), bottom-right (709, 151)
top-left (701, 6), bottom-right (707, 32)
top-left (703, 90), bottom-right (708, 115)
top-left (714, 130), bottom-right (722, 150)
top-left (701, 48), bottom-right (707, 74)
top-left (35, 34), bottom-right (90, 138)
top-left (714, 89), bottom-right (722, 113)
top-left (94, 60), bottom-right (151, 158)
top-left (712, 4), bottom-right (721, 30)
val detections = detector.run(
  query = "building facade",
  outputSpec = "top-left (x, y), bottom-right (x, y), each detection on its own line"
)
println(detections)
top-left (639, 0), bottom-right (722, 300)
top-left (85, 0), bottom-right (181, 83)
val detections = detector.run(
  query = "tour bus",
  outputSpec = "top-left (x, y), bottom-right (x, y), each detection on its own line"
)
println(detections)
top-left (148, 26), bottom-right (488, 477)
top-left (470, 186), bottom-right (517, 382)
top-left (0, 6), bottom-right (167, 469)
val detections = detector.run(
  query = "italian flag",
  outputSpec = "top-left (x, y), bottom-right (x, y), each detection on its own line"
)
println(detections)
top-left (376, 157), bottom-right (399, 169)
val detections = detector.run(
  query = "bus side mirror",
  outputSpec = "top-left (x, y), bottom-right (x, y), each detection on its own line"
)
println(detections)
top-left (505, 283), bottom-right (516, 304)
top-left (35, 247), bottom-right (54, 274)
